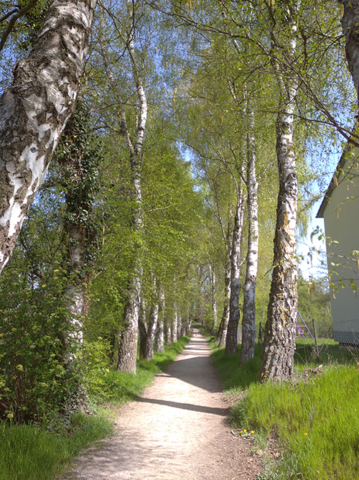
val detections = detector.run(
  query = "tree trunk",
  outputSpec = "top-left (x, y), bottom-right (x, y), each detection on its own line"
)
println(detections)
top-left (225, 185), bottom-right (246, 355)
top-left (155, 284), bottom-right (165, 353)
top-left (65, 226), bottom-right (86, 344)
top-left (209, 265), bottom-right (218, 333)
top-left (171, 303), bottom-right (178, 343)
top-left (114, 3), bottom-right (147, 373)
top-left (0, 0), bottom-right (95, 272)
top-left (240, 107), bottom-right (259, 368)
top-left (217, 255), bottom-right (231, 348)
top-left (258, 48), bottom-right (299, 381)
top-left (139, 298), bottom-right (147, 360)
top-left (341, 0), bottom-right (359, 106)
top-left (144, 277), bottom-right (159, 361)
top-left (177, 315), bottom-right (182, 339)
top-left (185, 304), bottom-right (191, 336)
top-left (117, 275), bottom-right (141, 373)
top-left (166, 324), bottom-right (172, 346)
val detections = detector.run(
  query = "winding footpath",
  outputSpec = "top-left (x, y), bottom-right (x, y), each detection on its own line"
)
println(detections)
top-left (67, 330), bottom-right (262, 480)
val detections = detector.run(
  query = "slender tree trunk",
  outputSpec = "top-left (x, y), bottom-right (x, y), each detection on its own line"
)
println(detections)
top-left (115, 3), bottom-right (147, 373)
top-left (155, 284), bottom-right (165, 353)
top-left (177, 315), bottom-right (182, 339)
top-left (139, 297), bottom-right (147, 360)
top-left (209, 265), bottom-right (218, 333)
top-left (166, 324), bottom-right (172, 346)
top-left (217, 256), bottom-right (232, 348)
top-left (172, 303), bottom-right (178, 343)
top-left (258, 36), bottom-right (299, 380)
top-left (240, 107), bottom-right (259, 367)
top-left (0, 0), bottom-right (95, 272)
top-left (185, 304), bottom-right (191, 335)
top-left (225, 185), bottom-right (246, 355)
top-left (144, 276), bottom-right (159, 361)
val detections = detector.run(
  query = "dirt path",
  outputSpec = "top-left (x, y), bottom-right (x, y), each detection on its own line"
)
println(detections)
top-left (67, 330), bottom-right (262, 480)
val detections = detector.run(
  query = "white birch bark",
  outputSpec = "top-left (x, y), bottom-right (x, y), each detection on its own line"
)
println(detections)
top-left (114, 3), bottom-right (148, 373)
top-left (144, 276), bottom-right (159, 361)
top-left (155, 284), bottom-right (165, 353)
top-left (166, 324), bottom-right (172, 346)
top-left (209, 265), bottom-right (218, 333)
top-left (139, 297), bottom-right (147, 360)
top-left (177, 315), bottom-right (182, 339)
top-left (225, 175), bottom-right (246, 355)
top-left (171, 302), bottom-right (178, 343)
top-left (240, 106), bottom-right (259, 367)
top-left (259, 21), bottom-right (299, 381)
top-left (0, 0), bottom-right (96, 272)
top-left (217, 249), bottom-right (232, 348)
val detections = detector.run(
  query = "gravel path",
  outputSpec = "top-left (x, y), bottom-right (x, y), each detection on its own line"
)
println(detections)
top-left (67, 329), bottom-right (262, 480)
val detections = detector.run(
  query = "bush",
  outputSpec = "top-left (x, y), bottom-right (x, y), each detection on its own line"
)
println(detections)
top-left (0, 266), bottom-right (83, 423)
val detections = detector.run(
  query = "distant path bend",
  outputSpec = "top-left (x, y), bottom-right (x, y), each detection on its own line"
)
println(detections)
top-left (68, 329), bottom-right (262, 480)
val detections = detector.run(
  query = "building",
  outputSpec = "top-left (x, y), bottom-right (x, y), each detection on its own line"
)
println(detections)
top-left (317, 145), bottom-right (359, 345)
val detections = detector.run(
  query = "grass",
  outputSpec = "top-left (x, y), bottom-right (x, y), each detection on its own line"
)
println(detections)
top-left (207, 336), bottom-right (359, 480)
top-left (0, 411), bottom-right (113, 480)
top-left (0, 335), bottom-right (190, 480)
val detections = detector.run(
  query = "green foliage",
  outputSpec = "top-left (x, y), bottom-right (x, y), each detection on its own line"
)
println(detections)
top-left (297, 276), bottom-right (332, 338)
top-left (0, 265), bottom-right (83, 423)
top-left (0, 334), bottom-right (190, 480)
top-left (54, 102), bottom-right (103, 275)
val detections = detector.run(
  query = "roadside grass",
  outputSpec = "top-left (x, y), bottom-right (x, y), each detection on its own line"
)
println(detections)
top-left (208, 337), bottom-right (359, 479)
top-left (0, 335), bottom-right (190, 480)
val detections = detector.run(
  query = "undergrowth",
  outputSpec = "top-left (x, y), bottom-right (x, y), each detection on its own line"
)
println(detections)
top-left (0, 335), bottom-right (190, 480)
top-left (209, 337), bottom-right (359, 480)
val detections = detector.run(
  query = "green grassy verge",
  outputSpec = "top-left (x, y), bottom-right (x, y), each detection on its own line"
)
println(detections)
top-left (208, 337), bottom-right (359, 480)
top-left (0, 335), bottom-right (190, 480)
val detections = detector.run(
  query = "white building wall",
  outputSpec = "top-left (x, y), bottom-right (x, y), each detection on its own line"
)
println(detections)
top-left (323, 169), bottom-right (359, 344)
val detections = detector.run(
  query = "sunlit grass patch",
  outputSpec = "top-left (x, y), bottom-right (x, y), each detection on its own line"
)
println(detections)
top-left (0, 410), bottom-right (113, 480)
top-left (230, 365), bottom-right (359, 479)
top-left (209, 338), bottom-right (359, 479)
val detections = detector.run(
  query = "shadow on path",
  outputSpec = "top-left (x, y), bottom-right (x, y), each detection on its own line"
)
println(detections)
top-left (137, 397), bottom-right (228, 416)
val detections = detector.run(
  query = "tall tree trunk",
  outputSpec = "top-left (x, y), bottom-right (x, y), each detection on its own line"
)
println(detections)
top-left (209, 265), bottom-right (218, 333)
top-left (117, 275), bottom-right (141, 372)
top-left (166, 323), bottom-right (172, 346)
top-left (240, 107), bottom-right (259, 367)
top-left (341, 0), bottom-right (359, 107)
top-left (155, 284), bottom-right (165, 353)
top-left (139, 297), bottom-right (147, 360)
top-left (216, 204), bottom-right (233, 347)
top-left (258, 33), bottom-right (299, 380)
top-left (225, 185), bottom-right (246, 355)
top-left (185, 304), bottom-right (191, 335)
top-left (0, 0), bottom-right (95, 272)
top-left (171, 303), bottom-right (178, 343)
top-left (177, 315), bottom-right (182, 339)
top-left (115, 3), bottom-right (148, 374)
top-left (144, 276), bottom-right (159, 361)
top-left (217, 255), bottom-right (232, 348)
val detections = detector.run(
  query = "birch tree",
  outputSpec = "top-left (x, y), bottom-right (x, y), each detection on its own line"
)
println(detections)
top-left (0, 0), bottom-right (96, 272)
top-left (240, 105), bottom-right (259, 367)
top-left (258, 3), bottom-right (299, 381)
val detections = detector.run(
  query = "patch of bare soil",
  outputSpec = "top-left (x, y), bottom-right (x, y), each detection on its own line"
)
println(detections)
top-left (66, 330), bottom-right (263, 480)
